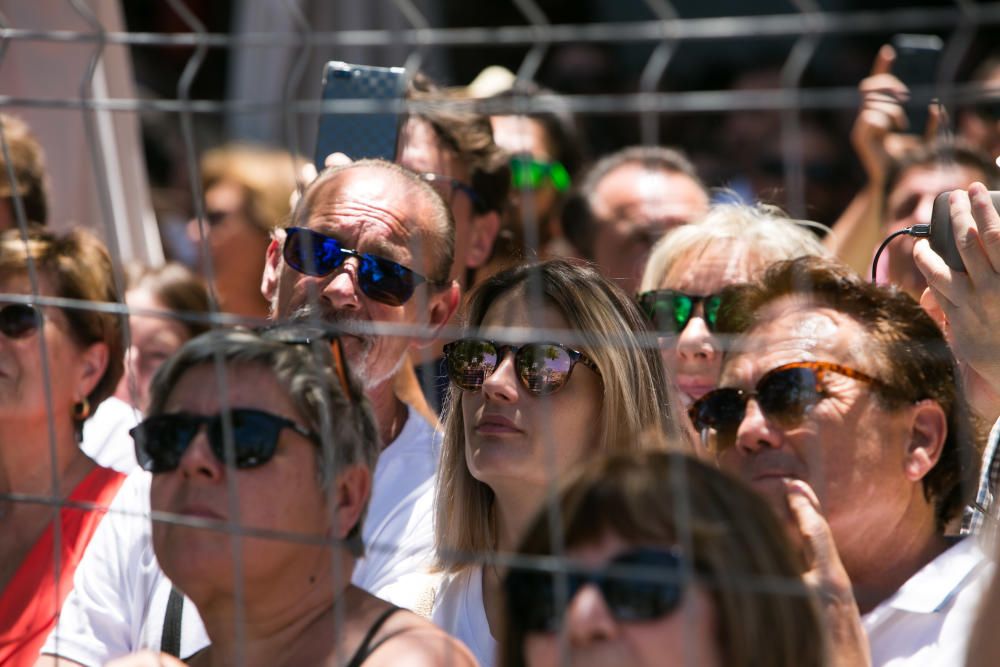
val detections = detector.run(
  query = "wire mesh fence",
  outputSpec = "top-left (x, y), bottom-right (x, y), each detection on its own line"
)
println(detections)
top-left (1, 1), bottom-right (999, 665)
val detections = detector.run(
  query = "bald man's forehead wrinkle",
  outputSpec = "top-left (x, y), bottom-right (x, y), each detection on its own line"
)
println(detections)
top-left (309, 196), bottom-right (413, 244)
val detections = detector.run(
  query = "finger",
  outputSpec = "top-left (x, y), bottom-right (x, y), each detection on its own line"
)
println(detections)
top-left (299, 162), bottom-right (318, 185)
top-left (859, 74), bottom-right (909, 98)
top-left (324, 152), bottom-right (353, 168)
top-left (969, 182), bottom-right (1000, 273)
top-left (918, 286), bottom-right (947, 331)
top-left (926, 282), bottom-right (962, 333)
top-left (863, 101), bottom-right (909, 132)
top-left (913, 238), bottom-right (963, 307)
top-left (950, 188), bottom-right (997, 280)
top-left (871, 44), bottom-right (895, 76)
top-left (784, 480), bottom-right (830, 566)
top-left (925, 102), bottom-right (946, 142)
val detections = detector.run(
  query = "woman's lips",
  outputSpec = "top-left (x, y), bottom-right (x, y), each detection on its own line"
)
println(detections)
top-left (475, 414), bottom-right (523, 435)
top-left (177, 505), bottom-right (225, 522)
top-left (677, 379), bottom-right (715, 401)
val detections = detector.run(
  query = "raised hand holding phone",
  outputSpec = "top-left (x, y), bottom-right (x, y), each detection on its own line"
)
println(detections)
top-left (915, 184), bottom-right (1000, 414)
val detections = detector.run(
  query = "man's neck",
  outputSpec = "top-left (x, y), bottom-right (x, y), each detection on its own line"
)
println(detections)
top-left (366, 379), bottom-right (410, 449)
top-left (844, 513), bottom-right (951, 614)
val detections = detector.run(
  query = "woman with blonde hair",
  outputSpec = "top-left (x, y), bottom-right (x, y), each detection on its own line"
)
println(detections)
top-left (637, 202), bottom-right (829, 408)
top-left (187, 145), bottom-right (303, 319)
top-left (432, 258), bottom-right (689, 666)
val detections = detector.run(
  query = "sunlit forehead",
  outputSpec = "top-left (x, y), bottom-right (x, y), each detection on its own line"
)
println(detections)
top-left (479, 286), bottom-right (569, 341)
top-left (723, 302), bottom-right (871, 385)
top-left (661, 240), bottom-right (756, 294)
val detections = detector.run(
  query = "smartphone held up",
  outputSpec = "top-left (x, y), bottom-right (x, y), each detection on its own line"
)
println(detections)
top-left (890, 34), bottom-right (943, 136)
top-left (314, 62), bottom-right (407, 170)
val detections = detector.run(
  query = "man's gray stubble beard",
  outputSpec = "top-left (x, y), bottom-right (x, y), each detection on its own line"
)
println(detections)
top-left (286, 302), bottom-right (405, 391)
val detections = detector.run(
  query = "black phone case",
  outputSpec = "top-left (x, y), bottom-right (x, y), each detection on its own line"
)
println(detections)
top-left (930, 191), bottom-right (1000, 272)
top-left (314, 62), bottom-right (406, 170)
top-left (891, 35), bottom-right (942, 136)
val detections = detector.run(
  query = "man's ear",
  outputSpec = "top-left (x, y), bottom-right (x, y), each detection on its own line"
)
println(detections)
top-left (331, 465), bottom-right (371, 541)
top-left (76, 341), bottom-right (109, 401)
top-left (902, 399), bottom-right (948, 483)
top-left (261, 230), bottom-right (286, 302)
top-left (465, 210), bottom-right (501, 270)
top-left (415, 282), bottom-right (460, 349)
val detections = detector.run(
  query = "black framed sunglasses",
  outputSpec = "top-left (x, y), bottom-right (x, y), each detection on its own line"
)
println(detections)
top-left (688, 361), bottom-right (885, 451)
top-left (637, 289), bottom-right (723, 335)
top-left (0, 303), bottom-right (43, 339)
top-left (131, 408), bottom-right (319, 474)
top-left (505, 547), bottom-right (687, 633)
top-left (283, 226), bottom-right (447, 307)
top-left (443, 338), bottom-right (600, 397)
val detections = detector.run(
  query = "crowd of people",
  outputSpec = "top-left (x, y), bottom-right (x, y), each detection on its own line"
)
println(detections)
top-left (0, 41), bottom-right (998, 667)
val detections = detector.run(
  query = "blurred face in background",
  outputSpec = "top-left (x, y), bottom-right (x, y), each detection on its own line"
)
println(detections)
top-left (590, 165), bottom-right (709, 296)
top-left (115, 288), bottom-right (192, 412)
top-left (187, 180), bottom-right (269, 313)
top-left (654, 242), bottom-right (756, 408)
top-left (958, 63), bottom-right (1000, 161)
top-left (397, 117), bottom-right (483, 281)
top-left (491, 115), bottom-right (561, 232)
top-left (884, 163), bottom-right (984, 299)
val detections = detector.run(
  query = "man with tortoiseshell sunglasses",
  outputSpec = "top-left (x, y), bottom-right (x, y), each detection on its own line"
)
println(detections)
top-left (691, 255), bottom-right (988, 667)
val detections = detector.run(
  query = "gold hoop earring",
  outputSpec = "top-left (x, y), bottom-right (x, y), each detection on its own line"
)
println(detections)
top-left (73, 398), bottom-right (91, 421)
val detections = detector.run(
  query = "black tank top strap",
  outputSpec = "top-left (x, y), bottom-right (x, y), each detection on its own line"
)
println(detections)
top-left (345, 605), bottom-right (407, 667)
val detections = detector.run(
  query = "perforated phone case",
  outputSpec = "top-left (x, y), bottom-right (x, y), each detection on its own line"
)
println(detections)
top-left (314, 62), bottom-right (406, 169)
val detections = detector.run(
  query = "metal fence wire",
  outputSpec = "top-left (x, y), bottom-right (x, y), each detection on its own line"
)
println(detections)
top-left (1, 0), bottom-right (999, 665)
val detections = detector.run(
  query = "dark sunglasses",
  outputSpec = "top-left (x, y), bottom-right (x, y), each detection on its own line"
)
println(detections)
top-left (203, 209), bottom-right (238, 226)
top-left (688, 361), bottom-right (884, 451)
top-left (131, 408), bottom-right (319, 474)
top-left (283, 227), bottom-right (446, 307)
top-left (443, 338), bottom-right (600, 397)
top-left (0, 303), bottom-right (43, 339)
top-left (973, 98), bottom-right (1000, 120)
top-left (506, 548), bottom-right (686, 633)
top-left (418, 172), bottom-right (484, 211)
top-left (510, 156), bottom-right (571, 192)
top-left (637, 290), bottom-right (723, 334)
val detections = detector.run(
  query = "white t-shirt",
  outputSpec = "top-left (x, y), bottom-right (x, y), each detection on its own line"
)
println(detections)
top-left (863, 537), bottom-right (993, 666)
top-left (40, 472), bottom-right (209, 666)
top-left (432, 566), bottom-right (496, 667)
top-left (353, 405), bottom-right (439, 605)
top-left (42, 405), bottom-right (440, 665)
top-left (80, 397), bottom-right (141, 474)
